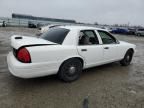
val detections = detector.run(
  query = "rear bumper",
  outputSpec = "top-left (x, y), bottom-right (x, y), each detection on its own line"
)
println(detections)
top-left (7, 52), bottom-right (59, 78)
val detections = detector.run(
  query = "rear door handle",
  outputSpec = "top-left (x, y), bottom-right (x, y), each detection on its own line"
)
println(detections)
top-left (104, 47), bottom-right (109, 49)
top-left (81, 49), bottom-right (87, 51)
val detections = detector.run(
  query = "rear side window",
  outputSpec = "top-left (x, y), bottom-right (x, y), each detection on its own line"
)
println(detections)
top-left (79, 30), bottom-right (99, 45)
top-left (40, 28), bottom-right (70, 44)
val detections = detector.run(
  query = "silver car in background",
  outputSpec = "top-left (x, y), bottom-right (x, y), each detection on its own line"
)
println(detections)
top-left (135, 28), bottom-right (144, 36)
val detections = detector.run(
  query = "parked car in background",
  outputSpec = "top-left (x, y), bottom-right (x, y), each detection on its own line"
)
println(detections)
top-left (28, 21), bottom-right (37, 28)
top-left (0, 21), bottom-right (7, 27)
top-left (101, 27), bottom-right (113, 32)
top-left (135, 28), bottom-right (144, 36)
top-left (7, 26), bottom-right (136, 82)
top-left (111, 28), bottom-right (129, 34)
top-left (0, 22), bottom-right (3, 27)
top-left (38, 24), bottom-right (62, 34)
top-left (128, 28), bottom-right (136, 35)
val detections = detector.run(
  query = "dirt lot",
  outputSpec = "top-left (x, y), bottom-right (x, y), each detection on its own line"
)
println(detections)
top-left (0, 27), bottom-right (144, 108)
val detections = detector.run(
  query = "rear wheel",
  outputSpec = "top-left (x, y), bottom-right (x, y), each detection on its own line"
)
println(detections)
top-left (120, 50), bottom-right (133, 66)
top-left (58, 58), bottom-right (82, 82)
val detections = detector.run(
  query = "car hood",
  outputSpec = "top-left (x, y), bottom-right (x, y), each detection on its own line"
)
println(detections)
top-left (119, 41), bottom-right (131, 44)
top-left (119, 41), bottom-right (136, 47)
top-left (11, 35), bottom-right (57, 49)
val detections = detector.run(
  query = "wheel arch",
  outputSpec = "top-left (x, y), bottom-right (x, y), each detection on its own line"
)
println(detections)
top-left (58, 56), bottom-right (84, 72)
top-left (122, 48), bottom-right (135, 59)
top-left (127, 48), bottom-right (134, 54)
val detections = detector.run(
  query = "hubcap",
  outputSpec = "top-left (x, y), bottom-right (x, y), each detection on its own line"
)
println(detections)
top-left (69, 66), bottom-right (76, 75)
top-left (126, 55), bottom-right (130, 62)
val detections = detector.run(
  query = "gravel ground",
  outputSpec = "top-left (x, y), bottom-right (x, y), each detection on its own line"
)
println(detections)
top-left (0, 27), bottom-right (144, 108)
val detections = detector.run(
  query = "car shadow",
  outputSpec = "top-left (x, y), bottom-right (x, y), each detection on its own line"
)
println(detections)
top-left (82, 62), bottom-right (121, 74)
top-left (9, 62), bottom-right (121, 86)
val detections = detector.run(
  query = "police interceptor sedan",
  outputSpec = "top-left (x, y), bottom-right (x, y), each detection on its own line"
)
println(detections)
top-left (7, 26), bottom-right (136, 82)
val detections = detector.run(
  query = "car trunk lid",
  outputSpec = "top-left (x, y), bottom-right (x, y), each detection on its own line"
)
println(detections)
top-left (11, 35), bottom-right (57, 49)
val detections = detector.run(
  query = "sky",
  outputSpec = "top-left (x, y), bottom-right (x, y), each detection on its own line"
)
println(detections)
top-left (0, 0), bottom-right (144, 26)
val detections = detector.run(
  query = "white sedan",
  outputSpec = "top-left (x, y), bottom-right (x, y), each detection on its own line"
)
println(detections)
top-left (7, 26), bottom-right (136, 82)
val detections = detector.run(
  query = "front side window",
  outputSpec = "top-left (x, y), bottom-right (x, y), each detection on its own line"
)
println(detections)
top-left (40, 28), bottom-right (70, 44)
top-left (98, 30), bottom-right (117, 44)
top-left (79, 30), bottom-right (99, 45)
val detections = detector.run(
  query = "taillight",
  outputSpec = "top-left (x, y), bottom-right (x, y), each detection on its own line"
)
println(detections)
top-left (17, 47), bottom-right (31, 63)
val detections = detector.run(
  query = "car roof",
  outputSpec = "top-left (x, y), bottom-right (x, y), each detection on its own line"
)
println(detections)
top-left (59, 25), bottom-right (107, 31)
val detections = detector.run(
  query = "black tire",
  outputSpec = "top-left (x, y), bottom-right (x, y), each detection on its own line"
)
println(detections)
top-left (120, 50), bottom-right (133, 66)
top-left (58, 58), bottom-right (82, 82)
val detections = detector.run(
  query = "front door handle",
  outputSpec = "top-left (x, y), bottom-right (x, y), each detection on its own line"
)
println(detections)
top-left (104, 47), bottom-right (109, 49)
top-left (81, 49), bottom-right (87, 51)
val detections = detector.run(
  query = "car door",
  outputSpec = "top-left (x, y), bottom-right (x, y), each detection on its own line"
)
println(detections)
top-left (97, 30), bottom-right (122, 63)
top-left (77, 30), bottom-right (104, 68)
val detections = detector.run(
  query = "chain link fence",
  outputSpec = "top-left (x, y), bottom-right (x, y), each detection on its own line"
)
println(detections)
top-left (0, 17), bottom-right (99, 28)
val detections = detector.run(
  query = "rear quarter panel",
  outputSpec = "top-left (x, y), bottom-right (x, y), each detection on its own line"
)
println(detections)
top-left (26, 45), bottom-right (82, 72)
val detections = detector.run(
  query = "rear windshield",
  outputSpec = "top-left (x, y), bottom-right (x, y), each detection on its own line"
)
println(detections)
top-left (40, 28), bottom-right (70, 44)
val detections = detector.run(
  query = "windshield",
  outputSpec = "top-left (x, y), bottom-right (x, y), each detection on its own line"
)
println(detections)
top-left (40, 27), bottom-right (70, 44)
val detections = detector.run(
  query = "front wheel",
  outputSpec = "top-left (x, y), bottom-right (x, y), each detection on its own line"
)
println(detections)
top-left (58, 58), bottom-right (82, 82)
top-left (120, 50), bottom-right (133, 66)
